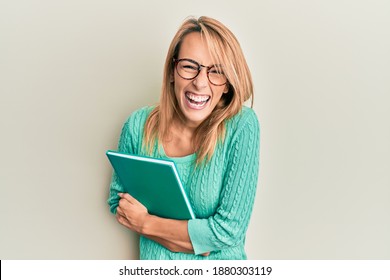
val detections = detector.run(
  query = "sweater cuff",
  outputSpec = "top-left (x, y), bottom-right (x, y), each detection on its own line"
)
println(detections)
top-left (188, 218), bottom-right (214, 255)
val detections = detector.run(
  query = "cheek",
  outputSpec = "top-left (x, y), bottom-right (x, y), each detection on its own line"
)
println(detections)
top-left (173, 75), bottom-right (181, 96)
top-left (212, 88), bottom-right (226, 101)
top-left (210, 89), bottom-right (227, 109)
top-left (174, 75), bottom-right (192, 94)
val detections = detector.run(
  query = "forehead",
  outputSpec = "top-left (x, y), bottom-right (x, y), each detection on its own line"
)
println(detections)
top-left (178, 32), bottom-right (214, 65)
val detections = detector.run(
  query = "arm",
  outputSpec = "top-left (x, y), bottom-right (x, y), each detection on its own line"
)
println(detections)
top-left (116, 193), bottom-right (196, 254)
top-left (107, 110), bottom-right (201, 254)
top-left (187, 111), bottom-right (260, 255)
top-left (108, 109), bottom-right (146, 214)
top-left (115, 110), bottom-right (260, 256)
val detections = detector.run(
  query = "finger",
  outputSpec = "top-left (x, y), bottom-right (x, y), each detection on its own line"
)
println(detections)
top-left (116, 211), bottom-right (125, 220)
top-left (117, 192), bottom-right (130, 202)
top-left (116, 212), bottom-right (130, 227)
top-left (116, 207), bottom-right (125, 217)
top-left (116, 212), bottom-right (123, 222)
top-left (116, 211), bottom-right (129, 223)
top-left (118, 197), bottom-right (129, 208)
top-left (120, 192), bottom-right (137, 203)
top-left (119, 194), bottom-right (147, 213)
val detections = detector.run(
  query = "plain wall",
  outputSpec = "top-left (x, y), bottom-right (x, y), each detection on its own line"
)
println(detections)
top-left (0, 0), bottom-right (389, 259)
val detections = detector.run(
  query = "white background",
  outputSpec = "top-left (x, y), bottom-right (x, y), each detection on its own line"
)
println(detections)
top-left (1, 0), bottom-right (389, 259)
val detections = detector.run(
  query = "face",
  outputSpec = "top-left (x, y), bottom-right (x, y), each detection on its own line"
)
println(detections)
top-left (173, 32), bottom-right (228, 128)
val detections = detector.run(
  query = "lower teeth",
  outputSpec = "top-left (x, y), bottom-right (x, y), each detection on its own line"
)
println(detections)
top-left (191, 100), bottom-right (204, 105)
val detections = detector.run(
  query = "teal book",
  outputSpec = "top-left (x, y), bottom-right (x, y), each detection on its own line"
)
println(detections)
top-left (106, 150), bottom-right (195, 220)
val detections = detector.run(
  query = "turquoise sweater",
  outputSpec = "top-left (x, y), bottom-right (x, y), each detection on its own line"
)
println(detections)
top-left (108, 106), bottom-right (260, 260)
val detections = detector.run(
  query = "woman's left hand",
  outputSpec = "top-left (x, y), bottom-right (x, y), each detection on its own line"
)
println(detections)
top-left (116, 193), bottom-right (149, 234)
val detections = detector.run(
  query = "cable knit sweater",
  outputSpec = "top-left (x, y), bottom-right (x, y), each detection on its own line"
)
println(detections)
top-left (107, 106), bottom-right (260, 260)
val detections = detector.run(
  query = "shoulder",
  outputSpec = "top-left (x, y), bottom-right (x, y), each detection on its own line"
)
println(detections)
top-left (220, 106), bottom-right (260, 168)
top-left (122, 106), bottom-right (154, 132)
top-left (121, 106), bottom-right (154, 139)
top-left (125, 106), bottom-right (154, 125)
top-left (118, 106), bottom-right (154, 153)
top-left (225, 106), bottom-right (260, 137)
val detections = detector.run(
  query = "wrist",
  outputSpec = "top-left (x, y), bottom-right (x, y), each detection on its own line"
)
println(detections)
top-left (140, 213), bottom-right (154, 236)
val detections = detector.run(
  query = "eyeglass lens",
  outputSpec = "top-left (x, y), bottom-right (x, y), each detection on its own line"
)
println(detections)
top-left (176, 59), bottom-right (227, 86)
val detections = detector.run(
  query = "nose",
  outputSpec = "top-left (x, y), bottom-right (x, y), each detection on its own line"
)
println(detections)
top-left (192, 67), bottom-right (209, 89)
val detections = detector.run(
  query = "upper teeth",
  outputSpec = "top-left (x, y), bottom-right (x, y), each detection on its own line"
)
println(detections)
top-left (186, 93), bottom-right (209, 102)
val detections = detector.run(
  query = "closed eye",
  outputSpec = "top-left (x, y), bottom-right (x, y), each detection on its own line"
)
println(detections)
top-left (182, 65), bottom-right (198, 70)
top-left (209, 67), bottom-right (224, 75)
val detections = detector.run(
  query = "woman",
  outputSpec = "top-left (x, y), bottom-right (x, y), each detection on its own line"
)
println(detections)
top-left (108, 16), bottom-right (260, 260)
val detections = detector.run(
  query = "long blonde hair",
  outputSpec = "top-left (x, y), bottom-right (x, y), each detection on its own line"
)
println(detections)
top-left (143, 16), bottom-right (253, 164)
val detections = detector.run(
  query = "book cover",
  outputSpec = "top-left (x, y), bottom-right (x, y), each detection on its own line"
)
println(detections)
top-left (106, 150), bottom-right (195, 220)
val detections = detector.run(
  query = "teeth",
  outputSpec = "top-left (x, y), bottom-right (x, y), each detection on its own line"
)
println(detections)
top-left (186, 92), bottom-right (210, 102)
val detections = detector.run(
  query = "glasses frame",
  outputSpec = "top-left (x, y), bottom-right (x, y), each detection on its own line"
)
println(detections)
top-left (173, 58), bottom-right (227, 86)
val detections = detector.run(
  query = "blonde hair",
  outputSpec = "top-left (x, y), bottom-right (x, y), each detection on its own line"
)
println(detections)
top-left (143, 16), bottom-right (253, 164)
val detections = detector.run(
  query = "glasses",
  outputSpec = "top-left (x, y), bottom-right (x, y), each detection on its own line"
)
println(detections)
top-left (173, 58), bottom-right (228, 86)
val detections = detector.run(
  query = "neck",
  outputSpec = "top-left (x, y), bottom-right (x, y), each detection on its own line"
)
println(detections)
top-left (171, 116), bottom-right (198, 137)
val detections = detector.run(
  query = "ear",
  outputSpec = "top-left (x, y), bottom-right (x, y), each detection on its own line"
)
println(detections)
top-left (223, 83), bottom-right (229, 94)
top-left (170, 72), bottom-right (174, 83)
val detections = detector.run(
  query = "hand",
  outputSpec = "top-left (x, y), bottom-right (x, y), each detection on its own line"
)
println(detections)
top-left (116, 193), bottom-right (210, 256)
top-left (116, 193), bottom-right (149, 234)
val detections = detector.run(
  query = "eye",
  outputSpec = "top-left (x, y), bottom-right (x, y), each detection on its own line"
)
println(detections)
top-left (209, 66), bottom-right (224, 75)
top-left (182, 64), bottom-right (198, 70)
top-left (178, 60), bottom-right (199, 72)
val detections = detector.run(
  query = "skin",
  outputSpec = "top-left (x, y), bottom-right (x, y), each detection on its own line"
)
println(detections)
top-left (116, 32), bottom-right (228, 256)
top-left (165, 32), bottom-right (228, 157)
top-left (172, 32), bottom-right (228, 130)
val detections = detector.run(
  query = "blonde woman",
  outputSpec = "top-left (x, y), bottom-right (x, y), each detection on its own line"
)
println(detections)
top-left (108, 16), bottom-right (260, 260)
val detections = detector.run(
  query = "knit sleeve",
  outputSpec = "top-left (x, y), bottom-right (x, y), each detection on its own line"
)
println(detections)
top-left (187, 110), bottom-right (260, 255)
top-left (107, 108), bottom-right (149, 214)
top-left (107, 117), bottom-right (134, 214)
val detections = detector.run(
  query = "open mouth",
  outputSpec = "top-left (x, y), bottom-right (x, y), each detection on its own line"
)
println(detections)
top-left (185, 92), bottom-right (210, 109)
